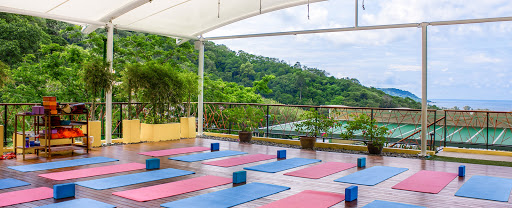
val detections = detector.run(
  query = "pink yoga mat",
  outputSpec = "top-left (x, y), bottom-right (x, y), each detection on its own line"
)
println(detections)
top-left (284, 162), bottom-right (356, 179)
top-left (203, 154), bottom-right (276, 167)
top-left (139, 146), bottom-right (210, 157)
top-left (38, 163), bottom-right (146, 181)
top-left (112, 175), bottom-right (232, 202)
top-left (392, 170), bottom-right (458, 194)
top-left (0, 187), bottom-right (53, 207)
top-left (259, 190), bottom-right (344, 208)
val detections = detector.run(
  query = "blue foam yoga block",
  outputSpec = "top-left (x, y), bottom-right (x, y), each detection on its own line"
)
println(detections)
top-left (233, 171), bottom-right (247, 184)
top-left (357, 157), bottom-right (366, 167)
top-left (211, 143), bottom-right (220, 151)
top-left (54, 183), bottom-right (75, 199)
top-left (345, 185), bottom-right (358, 202)
top-left (459, 165), bottom-right (465, 177)
top-left (277, 150), bottom-right (286, 159)
top-left (146, 158), bottom-right (160, 170)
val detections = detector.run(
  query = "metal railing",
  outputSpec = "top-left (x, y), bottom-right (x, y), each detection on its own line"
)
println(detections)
top-left (2, 102), bottom-right (511, 151)
top-left (1, 102), bottom-right (197, 146)
top-left (202, 103), bottom-right (512, 151)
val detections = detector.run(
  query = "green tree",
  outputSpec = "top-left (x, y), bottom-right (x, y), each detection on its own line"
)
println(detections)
top-left (253, 75), bottom-right (275, 95)
top-left (0, 13), bottom-right (51, 66)
top-left (0, 60), bottom-right (9, 89)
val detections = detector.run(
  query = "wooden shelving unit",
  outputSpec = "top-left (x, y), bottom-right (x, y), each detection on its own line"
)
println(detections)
top-left (14, 111), bottom-right (89, 160)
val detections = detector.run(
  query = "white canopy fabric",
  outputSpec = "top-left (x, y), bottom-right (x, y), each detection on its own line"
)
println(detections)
top-left (0, 0), bottom-right (324, 39)
top-left (0, 0), bottom-right (325, 145)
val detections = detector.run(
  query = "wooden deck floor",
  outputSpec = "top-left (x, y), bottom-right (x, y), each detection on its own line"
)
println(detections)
top-left (1, 138), bottom-right (512, 208)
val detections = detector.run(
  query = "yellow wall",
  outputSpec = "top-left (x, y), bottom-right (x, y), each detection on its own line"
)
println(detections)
top-left (154, 123), bottom-right (180, 141)
top-left (180, 117), bottom-right (196, 139)
top-left (141, 123), bottom-right (180, 142)
top-left (204, 132), bottom-right (435, 155)
top-left (443, 147), bottom-right (512, 157)
top-left (123, 119), bottom-right (141, 143)
top-left (330, 139), bottom-right (358, 144)
top-left (84, 121), bottom-right (102, 147)
top-left (140, 123), bottom-right (153, 142)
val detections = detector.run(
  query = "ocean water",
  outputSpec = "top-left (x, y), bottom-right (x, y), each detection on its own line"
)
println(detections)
top-left (429, 99), bottom-right (512, 112)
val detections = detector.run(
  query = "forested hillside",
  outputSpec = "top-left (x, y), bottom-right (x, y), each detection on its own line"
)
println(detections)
top-left (0, 13), bottom-right (421, 109)
top-left (203, 42), bottom-right (421, 108)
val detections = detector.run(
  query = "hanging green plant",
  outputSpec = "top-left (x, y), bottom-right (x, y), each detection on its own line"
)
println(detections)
top-left (83, 58), bottom-right (114, 120)
top-left (179, 71), bottom-right (199, 117)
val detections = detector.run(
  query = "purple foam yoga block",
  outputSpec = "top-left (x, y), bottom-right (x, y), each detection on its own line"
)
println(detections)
top-left (45, 129), bottom-right (58, 134)
top-left (33, 106), bottom-right (44, 115)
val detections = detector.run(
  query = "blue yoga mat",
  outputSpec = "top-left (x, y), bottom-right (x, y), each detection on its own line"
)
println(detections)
top-left (160, 182), bottom-right (290, 208)
top-left (334, 166), bottom-right (408, 186)
top-left (0, 178), bottom-right (30, 190)
top-left (8, 157), bottom-right (118, 172)
top-left (169, 150), bottom-right (247, 162)
top-left (244, 158), bottom-right (321, 173)
top-left (455, 175), bottom-right (512, 202)
top-left (363, 200), bottom-right (426, 208)
top-left (75, 168), bottom-right (194, 190)
top-left (36, 198), bottom-right (116, 208)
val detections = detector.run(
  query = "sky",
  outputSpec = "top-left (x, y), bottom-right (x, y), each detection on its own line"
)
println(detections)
top-left (205, 0), bottom-right (512, 101)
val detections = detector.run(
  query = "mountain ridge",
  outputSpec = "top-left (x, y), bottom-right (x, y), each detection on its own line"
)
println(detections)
top-left (377, 88), bottom-right (422, 102)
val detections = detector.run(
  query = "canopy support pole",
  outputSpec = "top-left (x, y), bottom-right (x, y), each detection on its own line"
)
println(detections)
top-left (197, 39), bottom-right (205, 136)
top-left (105, 22), bottom-right (114, 144)
top-left (420, 22), bottom-right (428, 156)
top-left (355, 0), bottom-right (358, 27)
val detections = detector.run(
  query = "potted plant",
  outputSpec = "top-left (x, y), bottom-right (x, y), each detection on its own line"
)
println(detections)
top-left (179, 71), bottom-right (199, 138)
top-left (341, 114), bottom-right (391, 154)
top-left (224, 106), bottom-right (265, 143)
top-left (136, 61), bottom-right (184, 141)
top-left (294, 108), bottom-right (338, 149)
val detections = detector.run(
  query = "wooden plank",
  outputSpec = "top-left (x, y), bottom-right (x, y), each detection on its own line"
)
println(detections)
top-left (1, 138), bottom-right (512, 207)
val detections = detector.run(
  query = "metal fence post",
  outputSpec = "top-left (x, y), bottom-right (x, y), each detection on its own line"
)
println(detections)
top-left (433, 110), bottom-right (436, 143)
top-left (3, 105), bottom-right (7, 146)
top-left (266, 105), bottom-right (269, 137)
top-left (228, 104), bottom-right (232, 135)
top-left (119, 104), bottom-right (123, 138)
top-left (444, 110), bottom-right (447, 147)
top-left (486, 112), bottom-right (489, 150)
top-left (315, 107), bottom-right (319, 139)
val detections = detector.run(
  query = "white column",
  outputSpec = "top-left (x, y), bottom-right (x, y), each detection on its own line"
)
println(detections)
top-left (197, 40), bottom-right (204, 136)
top-left (106, 22), bottom-right (114, 144)
top-left (420, 22), bottom-right (428, 156)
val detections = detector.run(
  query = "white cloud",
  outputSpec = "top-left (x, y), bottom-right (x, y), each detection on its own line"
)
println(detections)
top-left (389, 64), bottom-right (421, 72)
top-left (205, 1), bottom-right (512, 101)
top-left (465, 53), bottom-right (502, 63)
